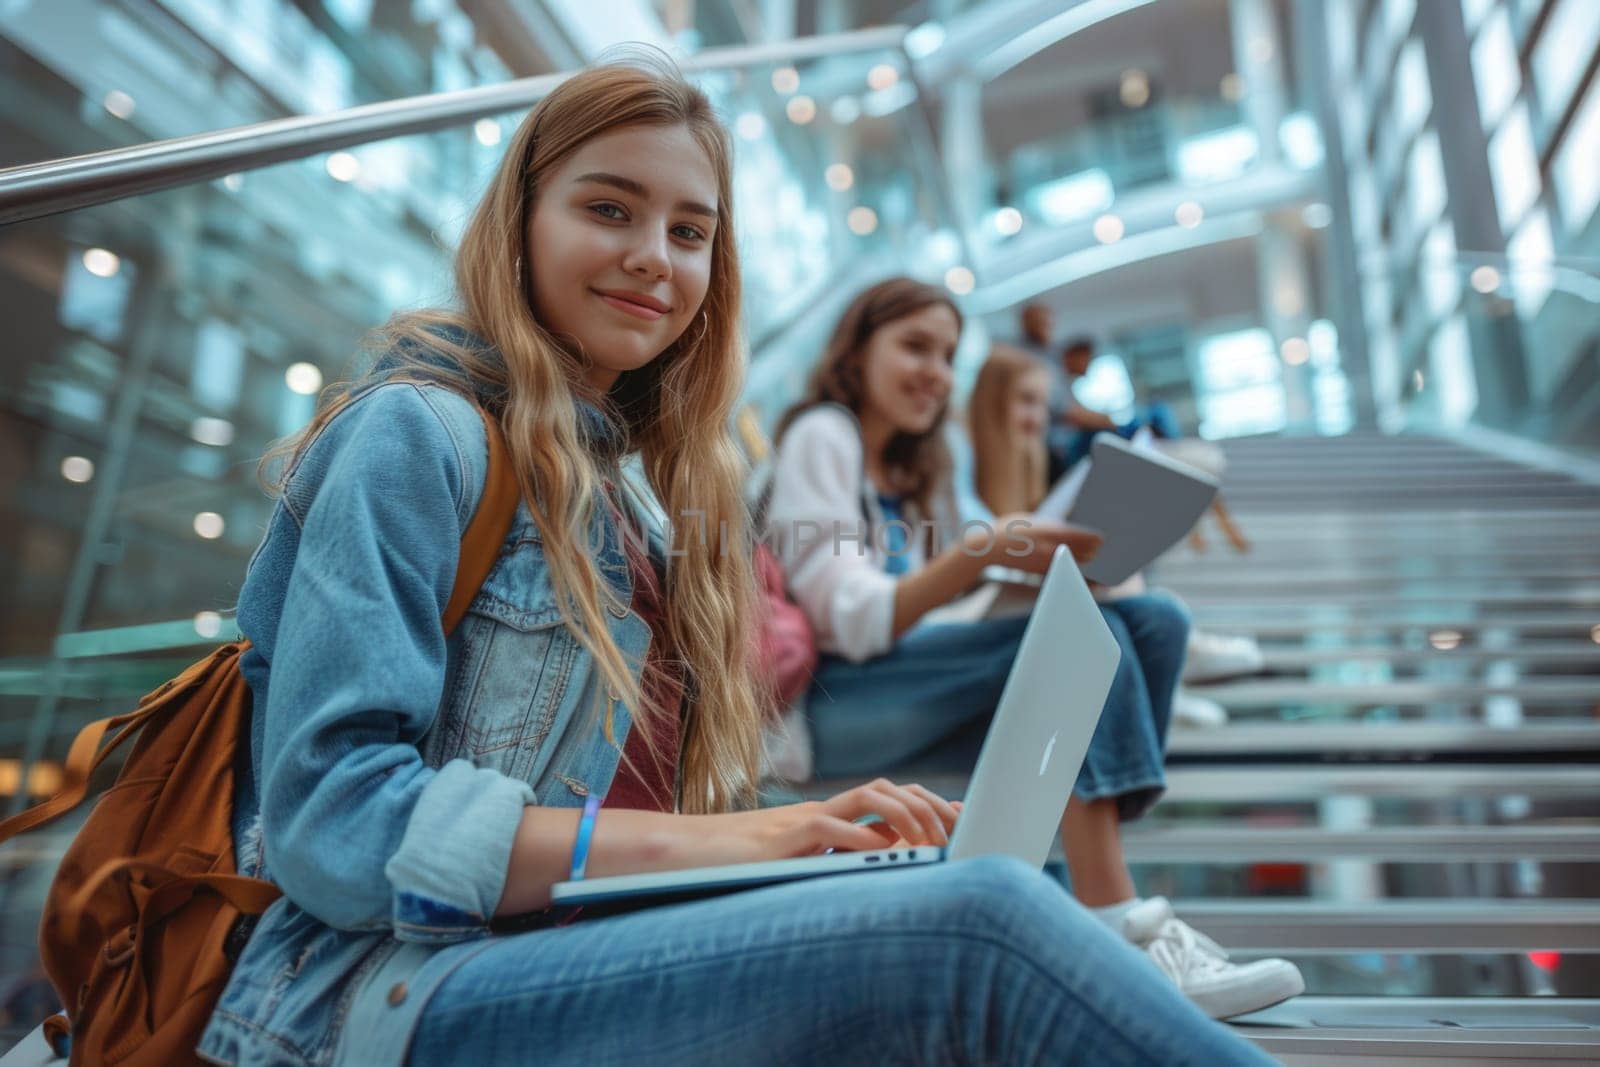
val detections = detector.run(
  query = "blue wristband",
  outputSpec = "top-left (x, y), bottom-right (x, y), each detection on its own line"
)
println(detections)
top-left (569, 794), bottom-right (602, 881)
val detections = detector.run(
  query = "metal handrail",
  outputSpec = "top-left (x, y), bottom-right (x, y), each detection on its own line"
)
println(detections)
top-left (0, 26), bottom-right (907, 226)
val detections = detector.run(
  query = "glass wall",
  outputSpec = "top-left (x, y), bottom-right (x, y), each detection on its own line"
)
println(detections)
top-left (1323, 0), bottom-right (1600, 448)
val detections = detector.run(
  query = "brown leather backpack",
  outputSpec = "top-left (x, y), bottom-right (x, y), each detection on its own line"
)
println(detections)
top-left (0, 406), bottom-right (519, 1065)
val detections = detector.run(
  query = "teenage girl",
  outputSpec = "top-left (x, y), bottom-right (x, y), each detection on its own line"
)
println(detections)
top-left (202, 62), bottom-right (1271, 1066)
top-left (769, 288), bottom-right (1301, 1022)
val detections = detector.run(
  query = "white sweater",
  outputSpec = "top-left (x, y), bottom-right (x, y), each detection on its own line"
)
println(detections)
top-left (767, 405), bottom-right (961, 663)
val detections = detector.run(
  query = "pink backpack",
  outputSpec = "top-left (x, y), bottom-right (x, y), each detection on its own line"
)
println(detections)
top-left (752, 541), bottom-right (818, 708)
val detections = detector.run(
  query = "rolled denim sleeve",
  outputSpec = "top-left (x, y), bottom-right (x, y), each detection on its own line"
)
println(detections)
top-left (259, 383), bottom-right (533, 939)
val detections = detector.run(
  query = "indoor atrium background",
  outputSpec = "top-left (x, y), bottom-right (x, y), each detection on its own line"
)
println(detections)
top-left (0, 0), bottom-right (1597, 1060)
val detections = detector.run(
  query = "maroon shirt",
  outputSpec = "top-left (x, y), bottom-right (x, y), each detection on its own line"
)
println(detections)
top-left (600, 520), bottom-right (684, 813)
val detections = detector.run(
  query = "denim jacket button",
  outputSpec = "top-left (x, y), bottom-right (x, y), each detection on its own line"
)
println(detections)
top-left (387, 982), bottom-right (408, 1006)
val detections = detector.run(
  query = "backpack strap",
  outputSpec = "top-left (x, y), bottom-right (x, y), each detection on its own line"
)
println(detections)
top-left (58, 858), bottom-right (284, 951)
top-left (0, 644), bottom-right (240, 843)
top-left (444, 405), bottom-right (520, 635)
top-left (0, 714), bottom-right (117, 840)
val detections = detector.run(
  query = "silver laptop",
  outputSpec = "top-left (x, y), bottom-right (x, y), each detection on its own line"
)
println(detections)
top-left (549, 545), bottom-right (1122, 908)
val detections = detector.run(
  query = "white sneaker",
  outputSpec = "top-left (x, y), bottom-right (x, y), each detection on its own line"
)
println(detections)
top-left (1120, 897), bottom-right (1304, 1019)
top-left (1172, 688), bottom-right (1228, 728)
top-left (1184, 631), bottom-right (1265, 683)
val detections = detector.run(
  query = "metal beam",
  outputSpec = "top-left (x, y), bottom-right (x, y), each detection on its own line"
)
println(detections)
top-left (1196, 677), bottom-right (1600, 707)
top-left (0, 26), bottom-right (908, 224)
top-left (1166, 721), bottom-right (1600, 757)
top-left (1162, 764), bottom-right (1600, 802)
top-left (1232, 998), bottom-right (1600, 1065)
top-left (1123, 823), bottom-right (1600, 862)
top-left (1178, 899), bottom-right (1600, 953)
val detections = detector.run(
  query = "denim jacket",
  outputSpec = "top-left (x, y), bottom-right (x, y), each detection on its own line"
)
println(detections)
top-left (197, 376), bottom-right (655, 1067)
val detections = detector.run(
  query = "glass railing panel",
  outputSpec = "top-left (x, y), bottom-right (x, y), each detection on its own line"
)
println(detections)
top-left (1370, 251), bottom-right (1600, 451)
top-left (0, 121), bottom-right (501, 798)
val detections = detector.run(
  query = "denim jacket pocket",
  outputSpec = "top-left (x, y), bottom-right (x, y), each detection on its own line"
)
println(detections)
top-left (434, 511), bottom-right (579, 779)
top-left (469, 508), bottom-right (565, 631)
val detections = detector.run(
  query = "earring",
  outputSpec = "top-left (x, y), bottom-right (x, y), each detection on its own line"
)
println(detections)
top-left (685, 310), bottom-right (709, 348)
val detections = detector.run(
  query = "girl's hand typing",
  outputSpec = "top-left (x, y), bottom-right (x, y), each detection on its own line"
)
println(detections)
top-left (498, 782), bottom-right (960, 915)
top-left (697, 779), bottom-right (961, 864)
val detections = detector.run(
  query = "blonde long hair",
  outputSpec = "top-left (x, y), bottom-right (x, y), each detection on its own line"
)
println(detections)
top-left (969, 344), bottom-right (1050, 515)
top-left (262, 59), bottom-right (762, 813)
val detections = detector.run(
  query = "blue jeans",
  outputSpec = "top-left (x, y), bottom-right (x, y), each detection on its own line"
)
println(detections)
top-left (409, 857), bottom-right (1270, 1065)
top-left (808, 593), bottom-right (1189, 821)
top-left (1054, 402), bottom-right (1185, 472)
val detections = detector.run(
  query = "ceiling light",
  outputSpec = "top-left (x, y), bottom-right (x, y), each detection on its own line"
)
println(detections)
top-left (194, 611), bottom-right (223, 639)
top-left (82, 248), bottom-right (120, 278)
top-left (103, 90), bottom-right (136, 119)
top-left (771, 67), bottom-right (800, 95)
top-left (1301, 202), bottom-right (1333, 228)
top-left (1470, 266), bottom-right (1501, 293)
top-left (905, 22), bottom-right (946, 59)
top-left (785, 96), bottom-right (816, 124)
top-left (193, 512), bottom-right (226, 540)
top-left (1119, 69), bottom-right (1150, 108)
top-left (1428, 629), bottom-right (1463, 651)
top-left (473, 119), bottom-right (502, 146)
top-left (847, 206), bottom-right (878, 235)
top-left (1175, 201), bottom-right (1204, 228)
top-left (994, 207), bottom-right (1023, 235)
top-left (61, 456), bottom-right (94, 483)
top-left (1092, 214), bottom-right (1124, 243)
top-left (945, 267), bottom-right (975, 295)
top-left (867, 64), bottom-right (899, 91)
top-left (1281, 337), bottom-right (1310, 365)
top-left (190, 417), bottom-right (235, 447)
top-left (285, 362), bottom-right (323, 395)
top-left (326, 152), bottom-right (360, 182)
top-left (825, 164), bottom-right (854, 191)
